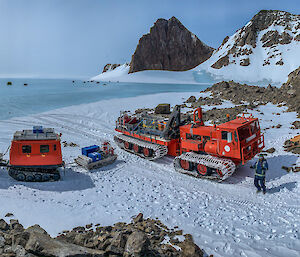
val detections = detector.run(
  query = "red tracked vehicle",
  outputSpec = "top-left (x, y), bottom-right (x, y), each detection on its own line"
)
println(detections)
top-left (114, 106), bottom-right (264, 181)
top-left (8, 127), bottom-right (63, 182)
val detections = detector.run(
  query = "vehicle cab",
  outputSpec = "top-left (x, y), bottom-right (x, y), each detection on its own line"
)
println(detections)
top-left (9, 126), bottom-right (63, 168)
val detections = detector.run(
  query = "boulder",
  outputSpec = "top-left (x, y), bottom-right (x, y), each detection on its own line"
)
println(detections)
top-left (105, 232), bottom-right (127, 255)
top-left (155, 104), bottom-right (171, 114)
top-left (0, 235), bottom-right (5, 247)
top-left (180, 235), bottom-right (204, 257)
top-left (25, 225), bottom-right (48, 235)
top-left (0, 219), bottom-right (9, 231)
top-left (124, 231), bottom-right (149, 257)
top-left (186, 96), bottom-right (197, 103)
top-left (10, 220), bottom-right (23, 232)
top-left (264, 147), bottom-right (276, 153)
top-left (25, 231), bottom-right (105, 257)
top-left (133, 213), bottom-right (144, 223)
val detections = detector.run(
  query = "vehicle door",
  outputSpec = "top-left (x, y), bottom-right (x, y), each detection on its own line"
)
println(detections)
top-left (219, 130), bottom-right (239, 158)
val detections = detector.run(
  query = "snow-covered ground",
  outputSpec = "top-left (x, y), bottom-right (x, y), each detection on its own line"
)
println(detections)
top-left (91, 64), bottom-right (208, 84)
top-left (0, 92), bottom-right (299, 257)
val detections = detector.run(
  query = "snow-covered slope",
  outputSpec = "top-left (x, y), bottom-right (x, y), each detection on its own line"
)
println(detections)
top-left (197, 10), bottom-right (300, 83)
top-left (0, 92), bottom-right (299, 257)
top-left (91, 64), bottom-right (202, 84)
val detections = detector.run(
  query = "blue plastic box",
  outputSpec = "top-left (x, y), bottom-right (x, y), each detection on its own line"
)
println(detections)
top-left (82, 145), bottom-right (100, 156)
top-left (33, 126), bottom-right (43, 133)
top-left (88, 152), bottom-right (102, 162)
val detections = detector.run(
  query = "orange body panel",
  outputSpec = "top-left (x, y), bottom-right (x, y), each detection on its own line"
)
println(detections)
top-left (116, 109), bottom-right (264, 166)
top-left (179, 116), bottom-right (264, 165)
top-left (10, 139), bottom-right (63, 167)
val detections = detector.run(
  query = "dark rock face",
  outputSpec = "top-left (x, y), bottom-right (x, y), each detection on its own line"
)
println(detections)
top-left (211, 55), bottom-right (229, 69)
top-left (102, 63), bottom-right (121, 73)
top-left (261, 30), bottom-right (292, 47)
top-left (129, 16), bottom-right (214, 73)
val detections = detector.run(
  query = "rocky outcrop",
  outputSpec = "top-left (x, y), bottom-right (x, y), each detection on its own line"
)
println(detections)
top-left (129, 16), bottom-right (214, 73)
top-left (240, 58), bottom-right (250, 66)
top-left (211, 55), bottom-right (229, 69)
top-left (0, 214), bottom-right (206, 257)
top-left (155, 103), bottom-right (171, 114)
top-left (281, 66), bottom-right (300, 113)
top-left (208, 10), bottom-right (300, 70)
top-left (102, 63), bottom-right (121, 73)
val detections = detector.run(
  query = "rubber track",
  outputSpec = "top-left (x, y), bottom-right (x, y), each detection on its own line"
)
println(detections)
top-left (174, 152), bottom-right (236, 182)
top-left (8, 168), bottom-right (61, 182)
top-left (114, 134), bottom-right (168, 161)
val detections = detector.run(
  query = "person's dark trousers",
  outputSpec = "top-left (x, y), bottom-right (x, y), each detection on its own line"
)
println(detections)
top-left (254, 176), bottom-right (266, 192)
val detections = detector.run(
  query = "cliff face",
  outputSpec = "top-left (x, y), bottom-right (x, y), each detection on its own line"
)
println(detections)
top-left (129, 17), bottom-right (214, 73)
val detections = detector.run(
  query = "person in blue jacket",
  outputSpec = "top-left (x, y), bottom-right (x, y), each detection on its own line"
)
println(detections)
top-left (253, 154), bottom-right (269, 194)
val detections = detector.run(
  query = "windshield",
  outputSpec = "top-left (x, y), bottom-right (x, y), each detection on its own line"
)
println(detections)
top-left (250, 121), bottom-right (259, 134)
top-left (238, 126), bottom-right (251, 141)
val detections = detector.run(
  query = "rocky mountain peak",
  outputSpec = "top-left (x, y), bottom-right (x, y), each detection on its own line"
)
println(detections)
top-left (129, 16), bottom-right (214, 73)
top-left (251, 10), bottom-right (297, 31)
top-left (199, 9), bottom-right (300, 83)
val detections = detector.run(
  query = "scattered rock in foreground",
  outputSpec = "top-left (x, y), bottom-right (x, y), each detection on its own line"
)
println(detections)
top-left (205, 66), bottom-right (300, 114)
top-left (0, 213), bottom-right (208, 257)
top-left (284, 135), bottom-right (300, 155)
top-left (155, 103), bottom-right (171, 114)
top-left (263, 147), bottom-right (276, 154)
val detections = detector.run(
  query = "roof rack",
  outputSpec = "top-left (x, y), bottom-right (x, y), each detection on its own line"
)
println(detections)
top-left (13, 127), bottom-right (59, 141)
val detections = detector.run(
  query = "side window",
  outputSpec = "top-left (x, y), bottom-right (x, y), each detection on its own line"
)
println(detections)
top-left (53, 144), bottom-right (57, 151)
top-left (203, 136), bottom-right (210, 141)
top-left (22, 145), bottom-right (31, 153)
top-left (222, 131), bottom-right (233, 142)
top-left (234, 131), bottom-right (238, 142)
top-left (40, 145), bottom-right (49, 153)
top-left (221, 131), bottom-right (228, 140)
top-left (186, 134), bottom-right (202, 140)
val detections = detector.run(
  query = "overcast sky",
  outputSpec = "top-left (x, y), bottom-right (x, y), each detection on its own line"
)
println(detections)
top-left (0, 0), bottom-right (299, 78)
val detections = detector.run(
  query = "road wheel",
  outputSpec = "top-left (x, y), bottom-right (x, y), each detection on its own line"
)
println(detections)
top-left (25, 174), bottom-right (34, 182)
top-left (196, 164), bottom-right (212, 176)
top-left (180, 159), bottom-right (193, 171)
top-left (216, 169), bottom-right (223, 178)
top-left (16, 172), bottom-right (25, 181)
top-left (133, 144), bottom-right (141, 153)
top-left (124, 141), bottom-right (131, 150)
top-left (53, 173), bottom-right (60, 181)
top-left (34, 174), bottom-right (42, 182)
top-left (42, 174), bottom-right (50, 182)
top-left (143, 147), bottom-right (153, 157)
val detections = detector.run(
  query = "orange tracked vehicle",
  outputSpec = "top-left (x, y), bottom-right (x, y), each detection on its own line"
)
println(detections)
top-left (114, 106), bottom-right (264, 181)
top-left (8, 126), bottom-right (63, 182)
